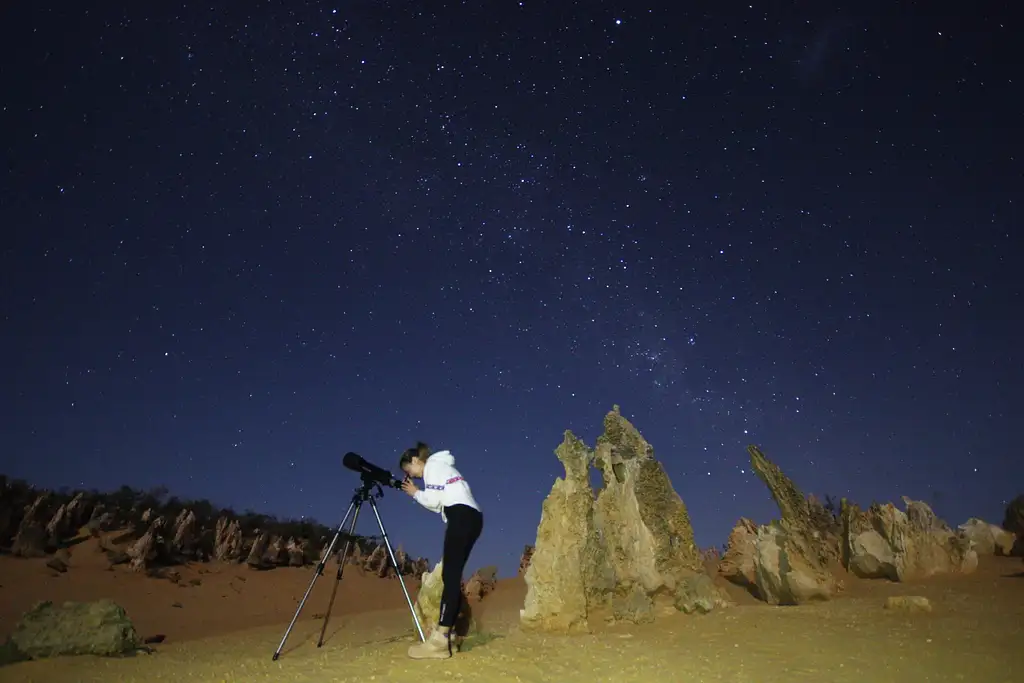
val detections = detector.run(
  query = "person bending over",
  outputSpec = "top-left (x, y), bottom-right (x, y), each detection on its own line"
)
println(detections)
top-left (400, 441), bottom-right (483, 660)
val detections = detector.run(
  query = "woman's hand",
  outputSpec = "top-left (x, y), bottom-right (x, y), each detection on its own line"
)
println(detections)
top-left (401, 478), bottom-right (419, 497)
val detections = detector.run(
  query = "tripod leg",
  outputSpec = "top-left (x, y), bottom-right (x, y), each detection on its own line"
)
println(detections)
top-left (316, 500), bottom-right (363, 648)
top-left (272, 500), bottom-right (357, 661)
top-left (367, 498), bottom-right (427, 642)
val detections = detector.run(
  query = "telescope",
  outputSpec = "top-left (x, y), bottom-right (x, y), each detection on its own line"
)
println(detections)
top-left (342, 451), bottom-right (403, 489)
top-left (272, 450), bottom-right (425, 660)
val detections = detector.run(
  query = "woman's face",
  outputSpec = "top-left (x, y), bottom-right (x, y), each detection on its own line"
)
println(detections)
top-left (403, 457), bottom-right (426, 479)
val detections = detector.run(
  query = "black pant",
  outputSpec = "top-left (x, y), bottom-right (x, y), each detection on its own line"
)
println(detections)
top-left (439, 504), bottom-right (483, 628)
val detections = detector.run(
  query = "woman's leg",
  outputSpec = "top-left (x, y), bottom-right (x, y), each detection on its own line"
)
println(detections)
top-left (439, 506), bottom-right (483, 629)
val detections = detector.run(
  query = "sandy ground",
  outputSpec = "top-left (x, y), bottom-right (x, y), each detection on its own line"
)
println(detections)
top-left (1, 538), bottom-right (1022, 683)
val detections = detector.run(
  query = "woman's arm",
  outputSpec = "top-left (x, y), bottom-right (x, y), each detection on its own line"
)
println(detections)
top-left (412, 463), bottom-right (445, 512)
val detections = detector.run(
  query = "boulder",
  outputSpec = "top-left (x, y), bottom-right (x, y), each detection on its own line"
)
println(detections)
top-left (8, 599), bottom-right (140, 660)
top-left (520, 431), bottom-right (606, 633)
top-left (674, 572), bottom-right (733, 614)
top-left (718, 517), bottom-right (758, 593)
top-left (958, 518), bottom-right (1015, 556)
top-left (754, 521), bottom-right (839, 604)
top-left (842, 498), bottom-right (977, 581)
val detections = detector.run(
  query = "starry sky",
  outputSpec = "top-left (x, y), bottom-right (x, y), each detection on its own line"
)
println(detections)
top-left (2, 2), bottom-right (1020, 579)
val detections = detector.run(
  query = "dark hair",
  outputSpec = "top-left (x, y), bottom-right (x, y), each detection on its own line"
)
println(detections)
top-left (399, 441), bottom-right (431, 471)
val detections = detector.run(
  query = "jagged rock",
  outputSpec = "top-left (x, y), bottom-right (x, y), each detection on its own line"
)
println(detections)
top-left (754, 521), bottom-right (839, 604)
top-left (126, 517), bottom-right (164, 572)
top-left (262, 535), bottom-right (286, 565)
top-left (214, 517), bottom-right (242, 561)
top-left (45, 492), bottom-right (90, 545)
top-left (748, 446), bottom-right (841, 566)
top-left (0, 480), bottom-right (432, 574)
top-left (9, 599), bottom-right (140, 659)
top-left (841, 498), bottom-right (977, 581)
top-left (364, 544), bottom-right (388, 576)
top-left (592, 407), bottom-right (703, 621)
top-left (85, 505), bottom-right (115, 535)
top-left (520, 431), bottom-right (603, 633)
top-left (739, 446), bottom-right (843, 604)
top-left (343, 541), bottom-right (364, 566)
top-left (171, 509), bottom-right (197, 557)
top-left (522, 409), bottom-right (731, 632)
top-left (465, 565), bottom-right (498, 600)
top-left (518, 545), bottom-right (534, 575)
top-left (12, 494), bottom-right (51, 558)
top-left (958, 518), bottom-right (1015, 556)
top-left (246, 532), bottom-right (270, 567)
top-left (285, 537), bottom-right (306, 566)
top-left (719, 517), bottom-right (758, 592)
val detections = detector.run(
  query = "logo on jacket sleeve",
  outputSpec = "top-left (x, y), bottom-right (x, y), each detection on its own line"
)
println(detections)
top-left (445, 476), bottom-right (464, 485)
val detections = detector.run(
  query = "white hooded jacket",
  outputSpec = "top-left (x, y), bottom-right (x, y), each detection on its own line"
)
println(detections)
top-left (412, 450), bottom-right (480, 523)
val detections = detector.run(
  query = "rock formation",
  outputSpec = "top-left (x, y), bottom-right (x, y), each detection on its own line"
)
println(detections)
top-left (465, 565), bottom-right (498, 600)
top-left (518, 545), bottom-right (534, 576)
top-left (958, 518), bottom-right (1015, 556)
top-left (11, 493), bottom-right (50, 558)
top-left (521, 407), bottom-right (730, 633)
top-left (412, 561), bottom-right (476, 645)
top-left (520, 430), bottom-right (605, 633)
top-left (0, 475), bottom-right (430, 576)
top-left (841, 497), bottom-right (978, 581)
top-left (722, 447), bottom-right (979, 600)
top-left (739, 446), bottom-right (841, 604)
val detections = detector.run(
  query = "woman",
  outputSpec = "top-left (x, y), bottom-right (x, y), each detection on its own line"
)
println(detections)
top-left (399, 441), bottom-right (483, 660)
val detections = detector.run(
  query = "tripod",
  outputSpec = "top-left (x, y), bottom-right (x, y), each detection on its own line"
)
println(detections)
top-left (271, 475), bottom-right (426, 660)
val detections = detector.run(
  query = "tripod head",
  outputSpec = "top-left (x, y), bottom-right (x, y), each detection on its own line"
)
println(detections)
top-left (354, 474), bottom-right (387, 502)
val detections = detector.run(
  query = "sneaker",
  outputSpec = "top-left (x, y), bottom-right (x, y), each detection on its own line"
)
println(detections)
top-left (407, 628), bottom-right (452, 660)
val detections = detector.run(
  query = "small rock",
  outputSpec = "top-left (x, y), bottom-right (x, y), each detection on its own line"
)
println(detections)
top-left (45, 556), bottom-right (68, 574)
top-left (884, 595), bottom-right (932, 613)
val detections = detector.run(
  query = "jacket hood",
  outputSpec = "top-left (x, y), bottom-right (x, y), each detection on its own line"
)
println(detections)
top-left (429, 450), bottom-right (455, 466)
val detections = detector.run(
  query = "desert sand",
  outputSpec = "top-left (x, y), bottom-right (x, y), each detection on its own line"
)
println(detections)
top-left (1, 533), bottom-right (1022, 683)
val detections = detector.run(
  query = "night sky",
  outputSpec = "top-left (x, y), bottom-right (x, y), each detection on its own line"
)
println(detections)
top-left (2, 2), bottom-right (1020, 579)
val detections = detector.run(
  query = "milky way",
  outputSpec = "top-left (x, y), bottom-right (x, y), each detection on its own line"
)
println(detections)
top-left (2, 2), bottom-right (1019, 576)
